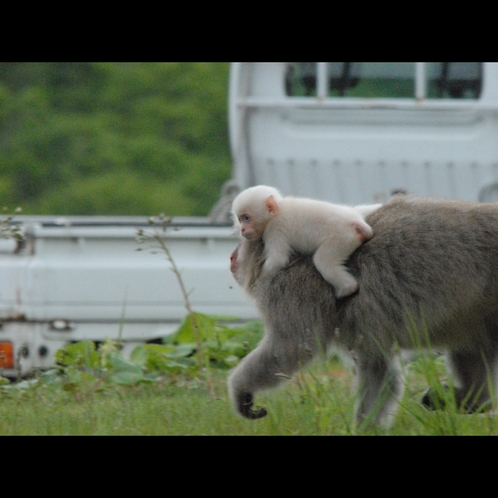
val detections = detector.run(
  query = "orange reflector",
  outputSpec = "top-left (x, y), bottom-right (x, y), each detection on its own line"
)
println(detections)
top-left (0, 342), bottom-right (14, 369)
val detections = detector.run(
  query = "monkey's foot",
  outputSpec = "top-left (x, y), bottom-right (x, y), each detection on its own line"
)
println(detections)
top-left (352, 222), bottom-right (373, 242)
top-left (237, 392), bottom-right (268, 419)
top-left (420, 386), bottom-right (452, 411)
top-left (421, 386), bottom-right (493, 414)
top-left (335, 282), bottom-right (359, 299)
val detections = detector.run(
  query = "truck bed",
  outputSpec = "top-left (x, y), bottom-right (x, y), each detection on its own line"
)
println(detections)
top-left (0, 215), bottom-right (255, 376)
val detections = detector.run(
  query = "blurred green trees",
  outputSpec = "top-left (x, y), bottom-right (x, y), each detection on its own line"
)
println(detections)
top-left (0, 62), bottom-right (231, 215)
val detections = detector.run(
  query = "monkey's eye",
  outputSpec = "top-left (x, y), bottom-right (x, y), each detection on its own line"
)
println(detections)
top-left (240, 214), bottom-right (251, 223)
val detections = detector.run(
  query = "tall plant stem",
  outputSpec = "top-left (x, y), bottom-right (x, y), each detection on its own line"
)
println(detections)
top-left (154, 235), bottom-right (203, 372)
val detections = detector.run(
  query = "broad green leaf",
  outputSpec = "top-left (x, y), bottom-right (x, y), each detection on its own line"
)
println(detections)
top-left (55, 341), bottom-right (100, 368)
top-left (107, 352), bottom-right (143, 375)
top-left (129, 345), bottom-right (149, 366)
top-left (223, 355), bottom-right (240, 367)
top-left (174, 312), bottom-right (218, 343)
top-left (108, 371), bottom-right (144, 385)
top-left (168, 343), bottom-right (196, 358)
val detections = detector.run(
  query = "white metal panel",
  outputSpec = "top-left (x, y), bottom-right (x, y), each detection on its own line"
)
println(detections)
top-left (0, 254), bottom-right (27, 319)
top-left (0, 220), bottom-right (256, 322)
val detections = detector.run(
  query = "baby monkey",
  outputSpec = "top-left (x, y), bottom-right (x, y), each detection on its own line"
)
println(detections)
top-left (231, 185), bottom-right (380, 298)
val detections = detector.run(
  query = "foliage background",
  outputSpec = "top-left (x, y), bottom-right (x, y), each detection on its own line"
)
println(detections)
top-left (0, 62), bottom-right (231, 216)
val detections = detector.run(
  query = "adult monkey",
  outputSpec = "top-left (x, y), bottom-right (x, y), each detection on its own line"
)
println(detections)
top-left (228, 195), bottom-right (498, 428)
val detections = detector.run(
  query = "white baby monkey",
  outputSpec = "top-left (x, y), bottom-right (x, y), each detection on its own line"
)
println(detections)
top-left (231, 185), bottom-right (381, 298)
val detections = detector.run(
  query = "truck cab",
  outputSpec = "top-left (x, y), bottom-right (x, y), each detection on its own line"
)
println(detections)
top-left (229, 62), bottom-right (498, 204)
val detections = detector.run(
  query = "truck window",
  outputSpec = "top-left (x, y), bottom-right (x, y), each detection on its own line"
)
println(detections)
top-left (285, 63), bottom-right (482, 100)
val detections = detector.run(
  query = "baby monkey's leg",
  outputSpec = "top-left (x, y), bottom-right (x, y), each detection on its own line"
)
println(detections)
top-left (313, 237), bottom-right (360, 298)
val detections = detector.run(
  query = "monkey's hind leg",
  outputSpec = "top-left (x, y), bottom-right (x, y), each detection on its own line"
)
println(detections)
top-left (422, 344), bottom-right (498, 413)
top-left (313, 242), bottom-right (359, 299)
top-left (354, 353), bottom-right (404, 430)
top-left (351, 220), bottom-right (374, 242)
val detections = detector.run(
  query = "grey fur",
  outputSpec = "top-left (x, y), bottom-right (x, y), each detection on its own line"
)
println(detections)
top-left (228, 195), bottom-right (498, 428)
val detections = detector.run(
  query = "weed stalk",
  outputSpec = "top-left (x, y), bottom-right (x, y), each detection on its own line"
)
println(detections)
top-left (137, 215), bottom-right (214, 395)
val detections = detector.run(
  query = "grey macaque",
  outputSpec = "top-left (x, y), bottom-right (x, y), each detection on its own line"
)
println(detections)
top-left (228, 195), bottom-right (498, 427)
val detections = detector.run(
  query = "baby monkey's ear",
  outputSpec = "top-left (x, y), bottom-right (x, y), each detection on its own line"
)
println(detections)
top-left (265, 195), bottom-right (280, 215)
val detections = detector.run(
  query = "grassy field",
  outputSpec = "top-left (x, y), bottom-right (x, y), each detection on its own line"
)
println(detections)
top-left (0, 355), bottom-right (497, 435)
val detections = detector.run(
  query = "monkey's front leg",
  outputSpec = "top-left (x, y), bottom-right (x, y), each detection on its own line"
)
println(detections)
top-left (228, 334), bottom-right (298, 420)
top-left (261, 242), bottom-right (291, 275)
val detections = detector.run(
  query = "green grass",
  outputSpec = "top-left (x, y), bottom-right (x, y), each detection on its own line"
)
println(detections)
top-left (0, 355), bottom-right (496, 435)
top-left (0, 371), bottom-right (350, 435)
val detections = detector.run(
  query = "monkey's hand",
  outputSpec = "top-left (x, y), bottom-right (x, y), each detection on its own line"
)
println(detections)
top-left (262, 254), bottom-right (288, 275)
top-left (236, 392), bottom-right (268, 419)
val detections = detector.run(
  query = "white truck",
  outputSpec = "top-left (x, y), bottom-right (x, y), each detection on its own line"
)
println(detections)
top-left (2, 62), bottom-right (497, 377)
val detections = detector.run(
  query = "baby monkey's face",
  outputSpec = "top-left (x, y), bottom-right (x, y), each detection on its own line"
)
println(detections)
top-left (236, 211), bottom-right (265, 240)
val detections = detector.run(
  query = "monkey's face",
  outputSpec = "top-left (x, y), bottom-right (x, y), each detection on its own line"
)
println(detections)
top-left (230, 246), bottom-right (239, 274)
top-left (231, 186), bottom-right (281, 240)
top-left (236, 211), bottom-right (266, 240)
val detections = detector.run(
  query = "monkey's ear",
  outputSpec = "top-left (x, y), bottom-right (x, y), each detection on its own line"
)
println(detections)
top-left (265, 195), bottom-right (280, 215)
